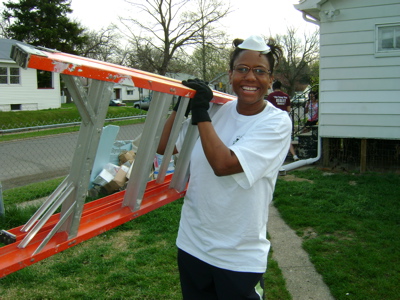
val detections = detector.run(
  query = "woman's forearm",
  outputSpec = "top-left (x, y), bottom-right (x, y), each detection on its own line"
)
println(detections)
top-left (197, 122), bottom-right (243, 176)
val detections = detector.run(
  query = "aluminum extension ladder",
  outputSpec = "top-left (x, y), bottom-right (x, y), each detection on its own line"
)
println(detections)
top-left (0, 43), bottom-right (235, 277)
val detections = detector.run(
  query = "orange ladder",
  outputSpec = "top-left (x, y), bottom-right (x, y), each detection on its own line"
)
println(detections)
top-left (0, 44), bottom-right (235, 277)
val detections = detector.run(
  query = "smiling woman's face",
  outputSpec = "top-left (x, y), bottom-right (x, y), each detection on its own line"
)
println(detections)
top-left (229, 50), bottom-right (273, 107)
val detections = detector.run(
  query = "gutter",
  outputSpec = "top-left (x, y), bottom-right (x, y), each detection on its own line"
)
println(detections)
top-left (302, 12), bottom-right (320, 26)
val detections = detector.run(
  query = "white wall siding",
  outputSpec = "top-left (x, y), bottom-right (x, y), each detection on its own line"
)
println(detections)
top-left (322, 90), bottom-right (399, 103)
top-left (321, 79), bottom-right (398, 92)
top-left (322, 114), bottom-right (400, 126)
top-left (321, 55), bottom-right (397, 68)
top-left (322, 66), bottom-right (400, 80)
top-left (320, 125), bottom-right (400, 139)
top-left (0, 64), bottom-right (61, 111)
top-left (323, 102), bottom-right (400, 115)
top-left (318, 0), bottom-right (400, 140)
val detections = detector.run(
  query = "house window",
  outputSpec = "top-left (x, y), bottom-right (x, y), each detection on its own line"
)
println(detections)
top-left (37, 70), bottom-right (53, 89)
top-left (10, 67), bottom-right (20, 84)
top-left (11, 104), bottom-right (21, 111)
top-left (0, 67), bottom-right (6, 84)
top-left (127, 90), bottom-right (134, 95)
top-left (0, 67), bottom-right (21, 84)
top-left (377, 24), bottom-right (400, 52)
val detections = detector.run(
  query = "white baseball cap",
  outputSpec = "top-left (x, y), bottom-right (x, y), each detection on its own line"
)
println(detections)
top-left (238, 35), bottom-right (270, 54)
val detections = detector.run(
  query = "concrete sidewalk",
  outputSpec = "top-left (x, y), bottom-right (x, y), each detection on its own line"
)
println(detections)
top-left (268, 204), bottom-right (335, 300)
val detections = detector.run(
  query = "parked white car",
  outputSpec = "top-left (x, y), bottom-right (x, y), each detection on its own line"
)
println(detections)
top-left (291, 95), bottom-right (306, 107)
top-left (109, 99), bottom-right (126, 106)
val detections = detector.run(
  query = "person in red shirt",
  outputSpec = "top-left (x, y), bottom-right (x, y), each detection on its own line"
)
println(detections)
top-left (267, 81), bottom-right (299, 161)
top-left (267, 80), bottom-right (291, 111)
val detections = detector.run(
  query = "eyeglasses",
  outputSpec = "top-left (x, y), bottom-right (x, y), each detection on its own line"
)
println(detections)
top-left (233, 65), bottom-right (271, 77)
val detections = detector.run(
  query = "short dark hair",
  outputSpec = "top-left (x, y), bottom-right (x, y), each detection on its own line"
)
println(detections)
top-left (272, 81), bottom-right (282, 90)
top-left (309, 90), bottom-right (319, 100)
top-left (229, 37), bottom-right (283, 74)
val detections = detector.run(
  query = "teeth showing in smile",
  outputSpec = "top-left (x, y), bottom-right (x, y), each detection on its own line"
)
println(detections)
top-left (242, 86), bottom-right (257, 91)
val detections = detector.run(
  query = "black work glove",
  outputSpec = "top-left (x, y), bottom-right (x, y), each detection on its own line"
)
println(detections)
top-left (182, 78), bottom-right (213, 125)
top-left (173, 96), bottom-right (191, 117)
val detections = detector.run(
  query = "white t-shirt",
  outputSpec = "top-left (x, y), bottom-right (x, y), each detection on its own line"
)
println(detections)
top-left (176, 100), bottom-right (292, 273)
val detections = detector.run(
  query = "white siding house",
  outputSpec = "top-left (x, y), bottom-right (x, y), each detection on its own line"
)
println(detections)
top-left (0, 39), bottom-right (61, 111)
top-left (295, 0), bottom-right (400, 140)
top-left (112, 83), bottom-right (142, 102)
top-left (112, 73), bottom-right (190, 103)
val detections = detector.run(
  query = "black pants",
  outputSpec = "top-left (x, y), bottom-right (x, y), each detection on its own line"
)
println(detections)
top-left (305, 120), bottom-right (318, 127)
top-left (178, 249), bottom-right (265, 300)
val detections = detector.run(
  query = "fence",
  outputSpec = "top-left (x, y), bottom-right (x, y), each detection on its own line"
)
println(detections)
top-left (0, 111), bottom-right (146, 133)
top-left (290, 104), bottom-right (307, 138)
top-left (0, 103), bottom-right (306, 208)
top-left (322, 138), bottom-right (400, 172)
top-left (0, 115), bottom-right (146, 200)
top-left (1, 104), bottom-right (399, 207)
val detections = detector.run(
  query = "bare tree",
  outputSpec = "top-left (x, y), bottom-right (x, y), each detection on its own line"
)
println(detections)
top-left (120, 0), bottom-right (231, 75)
top-left (274, 27), bottom-right (319, 96)
top-left (0, 15), bottom-right (11, 38)
top-left (77, 25), bottom-right (129, 65)
top-left (190, 44), bottom-right (230, 82)
top-left (193, 0), bottom-right (230, 80)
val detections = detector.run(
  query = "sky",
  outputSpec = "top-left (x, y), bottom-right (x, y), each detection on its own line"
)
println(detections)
top-left (70, 0), bottom-right (318, 39)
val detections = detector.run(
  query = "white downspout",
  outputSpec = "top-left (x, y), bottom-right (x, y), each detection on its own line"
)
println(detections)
top-left (280, 135), bottom-right (322, 174)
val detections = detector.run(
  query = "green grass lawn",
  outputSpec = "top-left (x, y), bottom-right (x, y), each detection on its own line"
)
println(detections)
top-left (1, 169), bottom-right (399, 299)
top-left (274, 168), bottom-right (400, 300)
top-left (0, 103), bottom-right (143, 129)
top-left (0, 198), bottom-right (291, 300)
top-left (0, 103), bottom-right (146, 142)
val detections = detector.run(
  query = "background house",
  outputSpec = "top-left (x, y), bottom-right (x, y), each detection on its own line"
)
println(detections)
top-left (295, 0), bottom-right (400, 171)
top-left (113, 72), bottom-right (191, 105)
top-left (0, 38), bottom-right (61, 111)
top-left (112, 83), bottom-right (146, 102)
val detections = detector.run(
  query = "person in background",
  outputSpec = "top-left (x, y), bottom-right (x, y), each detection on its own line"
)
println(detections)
top-left (302, 90), bottom-right (319, 133)
top-left (158, 35), bottom-right (292, 300)
top-left (266, 80), bottom-right (290, 111)
top-left (267, 80), bottom-right (299, 161)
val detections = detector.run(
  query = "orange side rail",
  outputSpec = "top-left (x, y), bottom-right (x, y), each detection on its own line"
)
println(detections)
top-left (0, 175), bottom-right (184, 278)
top-left (12, 44), bottom-right (236, 105)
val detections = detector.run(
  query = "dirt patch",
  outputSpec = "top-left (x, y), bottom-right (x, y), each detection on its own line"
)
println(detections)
top-left (328, 231), bottom-right (355, 242)
top-left (280, 174), bottom-right (314, 183)
top-left (17, 197), bottom-right (47, 208)
top-left (302, 227), bottom-right (318, 239)
top-left (302, 228), bottom-right (356, 243)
